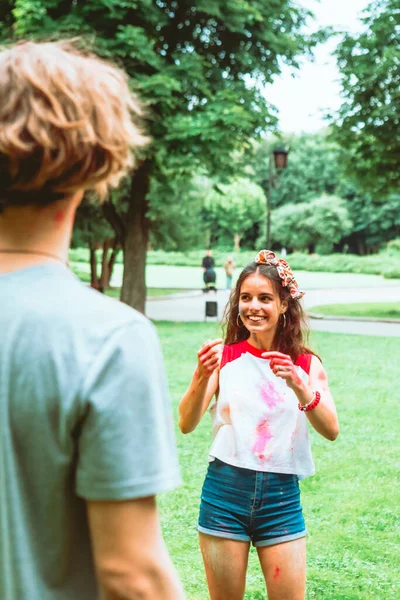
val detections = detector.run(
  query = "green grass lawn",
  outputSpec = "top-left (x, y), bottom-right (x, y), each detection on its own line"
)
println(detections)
top-left (155, 323), bottom-right (400, 599)
top-left (310, 303), bottom-right (400, 319)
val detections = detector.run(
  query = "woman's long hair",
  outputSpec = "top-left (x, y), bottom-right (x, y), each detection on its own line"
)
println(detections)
top-left (222, 262), bottom-right (315, 361)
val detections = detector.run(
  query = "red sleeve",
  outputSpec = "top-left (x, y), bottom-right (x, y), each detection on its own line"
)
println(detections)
top-left (295, 353), bottom-right (312, 375)
top-left (220, 341), bottom-right (246, 370)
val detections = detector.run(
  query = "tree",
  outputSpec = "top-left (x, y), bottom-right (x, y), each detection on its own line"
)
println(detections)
top-left (204, 178), bottom-right (265, 250)
top-left (331, 0), bottom-right (400, 195)
top-left (147, 174), bottom-right (207, 251)
top-left (2, 0), bottom-right (319, 311)
top-left (252, 132), bottom-right (341, 207)
top-left (72, 200), bottom-right (122, 291)
top-left (270, 195), bottom-right (353, 254)
top-left (338, 190), bottom-right (400, 254)
top-left (250, 131), bottom-right (400, 254)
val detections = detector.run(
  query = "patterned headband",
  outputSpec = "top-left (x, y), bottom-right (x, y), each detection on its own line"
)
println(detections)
top-left (254, 250), bottom-right (305, 300)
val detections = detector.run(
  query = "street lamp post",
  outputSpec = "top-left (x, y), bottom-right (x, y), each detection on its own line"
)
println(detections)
top-left (265, 146), bottom-right (289, 248)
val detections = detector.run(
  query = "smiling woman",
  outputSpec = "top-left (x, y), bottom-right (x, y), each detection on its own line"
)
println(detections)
top-left (238, 275), bottom-right (285, 341)
top-left (178, 250), bottom-right (339, 600)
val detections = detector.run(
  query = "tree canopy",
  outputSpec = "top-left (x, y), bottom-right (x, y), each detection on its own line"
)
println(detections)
top-left (203, 178), bottom-right (265, 250)
top-left (332, 0), bottom-right (400, 195)
top-left (270, 194), bottom-right (353, 254)
top-left (1, 0), bottom-right (319, 311)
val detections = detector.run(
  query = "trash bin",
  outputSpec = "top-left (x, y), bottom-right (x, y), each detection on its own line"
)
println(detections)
top-left (205, 301), bottom-right (218, 320)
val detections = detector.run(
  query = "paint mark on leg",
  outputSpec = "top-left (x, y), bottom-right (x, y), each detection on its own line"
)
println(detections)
top-left (274, 565), bottom-right (280, 579)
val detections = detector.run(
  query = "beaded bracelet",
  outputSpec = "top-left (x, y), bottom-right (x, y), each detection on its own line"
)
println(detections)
top-left (298, 391), bottom-right (321, 412)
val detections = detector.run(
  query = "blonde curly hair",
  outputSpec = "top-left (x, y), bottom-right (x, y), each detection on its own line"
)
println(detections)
top-left (0, 40), bottom-right (149, 211)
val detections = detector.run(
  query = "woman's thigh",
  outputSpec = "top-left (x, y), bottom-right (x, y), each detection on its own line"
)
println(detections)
top-left (257, 537), bottom-right (306, 600)
top-left (199, 533), bottom-right (250, 600)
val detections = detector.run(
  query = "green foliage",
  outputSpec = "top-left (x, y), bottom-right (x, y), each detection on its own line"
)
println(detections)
top-left (251, 131), bottom-right (400, 254)
top-left (1, 0), bottom-right (318, 259)
top-left (384, 237), bottom-right (400, 255)
top-left (204, 178), bottom-right (266, 248)
top-left (147, 174), bottom-right (206, 251)
top-left (71, 199), bottom-right (114, 249)
top-left (287, 251), bottom-right (399, 278)
top-left (69, 247), bottom-right (400, 281)
top-left (382, 266), bottom-right (400, 279)
top-left (269, 195), bottom-right (353, 253)
top-left (331, 0), bottom-right (400, 195)
top-left (253, 132), bottom-right (341, 208)
top-left (339, 191), bottom-right (400, 253)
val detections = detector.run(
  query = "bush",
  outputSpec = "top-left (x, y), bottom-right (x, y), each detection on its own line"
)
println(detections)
top-left (382, 267), bottom-right (400, 279)
top-left (68, 247), bottom-right (400, 280)
top-left (287, 252), bottom-right (398, 276)
top-left (270, 195), bottom-right (353, 254)
top-left (384, 238), bottom-right (400, 255)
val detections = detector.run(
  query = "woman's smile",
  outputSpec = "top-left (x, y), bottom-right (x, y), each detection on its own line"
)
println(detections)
top-left (238, 273), bottom-right (287, 346)
top-left (246, 314), bottom-right (267, 323)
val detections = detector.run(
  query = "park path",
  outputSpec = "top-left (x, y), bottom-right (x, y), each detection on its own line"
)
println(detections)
top-left (145, 286), bottom-right (400, 337)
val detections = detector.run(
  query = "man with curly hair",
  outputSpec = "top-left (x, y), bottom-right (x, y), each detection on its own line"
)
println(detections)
top-left (0, 41), bottom-right (185, 600)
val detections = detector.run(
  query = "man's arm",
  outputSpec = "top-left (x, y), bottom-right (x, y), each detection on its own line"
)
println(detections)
top-left (87, 496), bottom-right (185, 600)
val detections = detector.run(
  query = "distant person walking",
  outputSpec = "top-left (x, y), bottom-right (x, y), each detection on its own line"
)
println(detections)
top-left (223, 255), bottom-right (236, 289)
top-left (179, 250), bottom-right (339, 600)
top-left (202, 248), bottom-right (217, 292)
top-left (0, 40), bottom-right (185, 600)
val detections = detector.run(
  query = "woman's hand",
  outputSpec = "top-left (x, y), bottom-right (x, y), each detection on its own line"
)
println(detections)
top-left (179, 339), bottom-right (222, 434)
top-left (262, 351), bottom-right (303, 390)
top-left (197, 339), bottom-right (223, 378)
top-left (263, 352), bottom-right (339, 441)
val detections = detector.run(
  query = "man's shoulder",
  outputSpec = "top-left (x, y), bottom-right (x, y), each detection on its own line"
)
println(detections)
top-left (63, 279), bottom-right (152, 340)
top-left (26, 267), bottom-right (152, 342)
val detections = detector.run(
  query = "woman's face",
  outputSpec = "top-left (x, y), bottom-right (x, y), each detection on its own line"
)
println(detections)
top-left (238, 273), bottom-right (287, 345)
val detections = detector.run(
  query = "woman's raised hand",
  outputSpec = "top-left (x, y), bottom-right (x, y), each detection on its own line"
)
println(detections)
top-left (262, 351), bottom-right (302, 390)
top-left (197, 339), bottom-right (223, 378)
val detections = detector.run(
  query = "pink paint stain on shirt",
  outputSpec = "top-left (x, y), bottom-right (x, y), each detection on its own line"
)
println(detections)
top-left (289, 426), bottom-right (299, 453)
top-left (252, 418), bottom-right (273, 454)
top-left (258, 379), bottom-right (283, 409)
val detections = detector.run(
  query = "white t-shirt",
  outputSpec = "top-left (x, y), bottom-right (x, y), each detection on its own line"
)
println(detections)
top-left (209, 340), bottom-right (315, 479)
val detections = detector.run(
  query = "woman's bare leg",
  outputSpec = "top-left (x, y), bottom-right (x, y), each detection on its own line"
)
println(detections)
top-left (257, 537), bottom-right (306, 600)
top-left (198, 533), bottom-right (250, 600)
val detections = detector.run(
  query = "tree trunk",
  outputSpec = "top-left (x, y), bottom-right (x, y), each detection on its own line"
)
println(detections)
top-left (107, 238), bottom-right (120, 288)
top-left (356, 238), bottom-right (366, 256)
top-left (89, 244), bottom-right (100, 289)
top-left (120, 161), bottom-right (151, 313)
top-left (233, 233), bottom-right (241, 252)
top-left (100, 238), bottom-right (112, 291)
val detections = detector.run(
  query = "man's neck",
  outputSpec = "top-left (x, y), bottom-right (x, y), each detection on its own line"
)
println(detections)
top-left (0, 193), bottom-right (82, 274)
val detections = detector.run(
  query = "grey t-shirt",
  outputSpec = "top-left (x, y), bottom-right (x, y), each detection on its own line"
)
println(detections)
top-left (0, 264), bottom-right (181, 600)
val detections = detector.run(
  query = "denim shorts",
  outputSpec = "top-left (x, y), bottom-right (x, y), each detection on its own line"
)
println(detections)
top-left (197, 458), bottom-right (307, 547)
